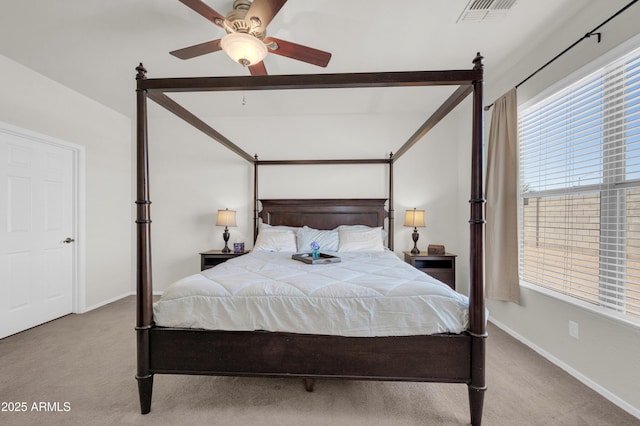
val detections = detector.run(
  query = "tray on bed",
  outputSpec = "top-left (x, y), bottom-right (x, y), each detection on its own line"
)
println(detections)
top-left (292, 252), bottom-right (341, 264)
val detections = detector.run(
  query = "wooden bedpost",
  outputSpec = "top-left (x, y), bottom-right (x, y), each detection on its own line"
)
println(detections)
top-left (254, 154), bottom-right (259, 243)
top-left (468, 52), bottom-right (487, 426)
top-left (135, 63), bottom-right (154, 414)
top-left (388, 152), bottom-right (394, 250)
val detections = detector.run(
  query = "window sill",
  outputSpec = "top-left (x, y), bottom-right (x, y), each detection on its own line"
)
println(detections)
top-left (519, 280), bottom-right (640, 330)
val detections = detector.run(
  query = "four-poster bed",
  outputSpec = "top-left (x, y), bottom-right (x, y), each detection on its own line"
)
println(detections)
top-left (135, 53), bottom-right (486, 424)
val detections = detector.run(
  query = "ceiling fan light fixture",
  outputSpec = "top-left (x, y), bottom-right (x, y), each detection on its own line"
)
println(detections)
top-left (220, 32), bottom-right (267, 67)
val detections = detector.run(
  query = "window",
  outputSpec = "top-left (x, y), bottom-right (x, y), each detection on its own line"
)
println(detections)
top-left (519, 43), bottom-right (640, 322)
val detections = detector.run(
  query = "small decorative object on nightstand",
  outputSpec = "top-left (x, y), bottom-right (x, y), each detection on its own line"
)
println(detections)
top-left (427, 244), bottom-right (445, 255)
top-left (404, 251), bottom-right (456, 290)
top-left (200, 249), bottom-right (248, 271)
top-left (216, 208), bottom-right (237, 253)
top-left (404, 208), bottom-right (425, 254)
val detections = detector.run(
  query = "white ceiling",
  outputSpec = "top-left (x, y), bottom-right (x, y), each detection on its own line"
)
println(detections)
top-left (0, 0), bottom-right (596, 120)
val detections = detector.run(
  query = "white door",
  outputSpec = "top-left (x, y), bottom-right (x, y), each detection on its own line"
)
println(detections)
top-left (0, 128), bottom-right (75, 339)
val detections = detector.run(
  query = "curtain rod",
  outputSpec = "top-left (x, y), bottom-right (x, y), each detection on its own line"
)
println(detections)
top-left (485, 0), bottom-right (639, 111)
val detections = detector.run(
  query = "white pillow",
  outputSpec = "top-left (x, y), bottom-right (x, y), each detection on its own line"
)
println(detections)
top-left (336, 224), bottom-right (388, 241)
top-left (259, 222), bottom-right (300, 232)
top-left (296, 226), bottom-right (339, 252)
top-left (253, 229), bottom-right (297, 252)
top-left (338, 226), bottom-right (385, 252)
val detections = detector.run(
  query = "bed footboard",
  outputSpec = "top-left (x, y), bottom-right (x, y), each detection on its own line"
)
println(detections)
top-left (148, 328), bottom-right (471, 382)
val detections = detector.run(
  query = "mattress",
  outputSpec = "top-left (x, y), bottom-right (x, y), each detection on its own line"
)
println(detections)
top-left (153, 250), bottom-right (470, 337)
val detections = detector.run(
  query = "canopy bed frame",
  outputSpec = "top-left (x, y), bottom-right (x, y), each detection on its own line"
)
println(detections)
top-left (135, 53), bottom-right (486, 424)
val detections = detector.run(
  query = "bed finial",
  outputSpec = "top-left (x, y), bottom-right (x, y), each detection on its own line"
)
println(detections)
top-left (472, 53), bottom-right (484, 71)
top-left (136, 63), bottom-right (147, 80)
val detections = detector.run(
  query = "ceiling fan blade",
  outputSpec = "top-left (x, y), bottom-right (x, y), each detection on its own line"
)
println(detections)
top-left (170, 39), bottom-right (222, 59)
top-left (249, 61), bottom-right (268, 76)
top-left (247, 0), bottom-right (287, 29)
top-left (264, 37), bottom-right (332, 68)
top-left (179, 0), bottom-right (226, 28)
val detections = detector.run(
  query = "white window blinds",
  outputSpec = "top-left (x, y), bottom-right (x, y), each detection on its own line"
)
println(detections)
top-left (519, 43), bottom-right (640, 322)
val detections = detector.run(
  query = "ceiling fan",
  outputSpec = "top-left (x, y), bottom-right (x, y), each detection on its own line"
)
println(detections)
top-left (171, 0), bottom-right (332, 76)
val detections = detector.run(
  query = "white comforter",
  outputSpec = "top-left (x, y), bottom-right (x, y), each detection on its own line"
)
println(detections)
top-left (153, 250), bottom-right (470, 337)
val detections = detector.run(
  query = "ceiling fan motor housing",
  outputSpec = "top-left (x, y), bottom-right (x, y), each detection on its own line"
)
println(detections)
top-left (226, 0), bottom-right (265, 39)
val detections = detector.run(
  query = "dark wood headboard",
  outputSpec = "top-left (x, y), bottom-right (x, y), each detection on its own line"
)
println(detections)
top-left (258, 198), bottom-right (388, 231)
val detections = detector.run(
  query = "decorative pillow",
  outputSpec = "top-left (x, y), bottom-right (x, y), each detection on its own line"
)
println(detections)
top-left (296, 226), bottom-right (339, 252)
top-left (253, 229), bottom-right (297, 252)
top-left (338, 226), bottom-right (385, 252)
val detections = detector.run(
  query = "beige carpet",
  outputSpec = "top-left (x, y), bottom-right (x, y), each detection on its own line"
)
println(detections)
top-left (0, 296), bottom-right (637, 426)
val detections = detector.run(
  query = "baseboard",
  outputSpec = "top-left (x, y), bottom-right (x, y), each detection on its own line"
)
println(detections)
top-left (81, 290), bottom-right (165, 313)
top-left (489, 318), bottom-right (640, 420)
top-left (81, 292), bottom-right (134, 313)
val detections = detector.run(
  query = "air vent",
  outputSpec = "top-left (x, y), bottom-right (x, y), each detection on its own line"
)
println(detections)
top-left (457, 0), bottom-right (517, 23)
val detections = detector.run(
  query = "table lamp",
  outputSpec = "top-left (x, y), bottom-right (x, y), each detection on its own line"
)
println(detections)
top-left (404, 208), bottom-right (425, 254)
top-left (216, 208), bottom-right (237, 253)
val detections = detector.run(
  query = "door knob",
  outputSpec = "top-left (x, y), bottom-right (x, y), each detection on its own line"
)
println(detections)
top-left (63, 237), bottom-right (75, 244)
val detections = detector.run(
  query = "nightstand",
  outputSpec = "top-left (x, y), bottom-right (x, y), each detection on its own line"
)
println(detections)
top-left (403, 251), bottom-right (456, 290)
top-left (200, 249), bottom-right (248, 271)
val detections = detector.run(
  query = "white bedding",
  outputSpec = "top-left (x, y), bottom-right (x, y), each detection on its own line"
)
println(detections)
top-left (153, 250), bottom-right (470, 337)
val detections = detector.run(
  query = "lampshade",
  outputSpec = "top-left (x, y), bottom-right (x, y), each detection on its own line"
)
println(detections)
top-left (220, 32), bottom-right (267, 67)
top-left (404, 209), bottom-right (425, 228)
top-left (216, 208), bottom-right (237, 227)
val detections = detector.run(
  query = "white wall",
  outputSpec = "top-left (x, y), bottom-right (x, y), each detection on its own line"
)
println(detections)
top-left (481, 1), bottom-right (640, 416)
top-left (453, 103), bottom-right (474, 297)
top-left (147, 103), bottom-right (251, 290)
top-left (0, 54), bottom-right (132, 310)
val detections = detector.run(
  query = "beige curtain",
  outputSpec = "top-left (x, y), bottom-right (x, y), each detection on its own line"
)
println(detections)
top-left (486, 88), bottom-right (520, 303)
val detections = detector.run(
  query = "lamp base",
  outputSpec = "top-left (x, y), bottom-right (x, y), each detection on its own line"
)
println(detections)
top-left (411, 229), bottom-right (420, 254)
top-left (222, 228), bottom-right (230, 253)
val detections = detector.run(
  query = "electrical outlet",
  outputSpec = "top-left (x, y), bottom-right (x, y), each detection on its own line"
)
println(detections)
top-left (569, 320), bottom-right (579, 339)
